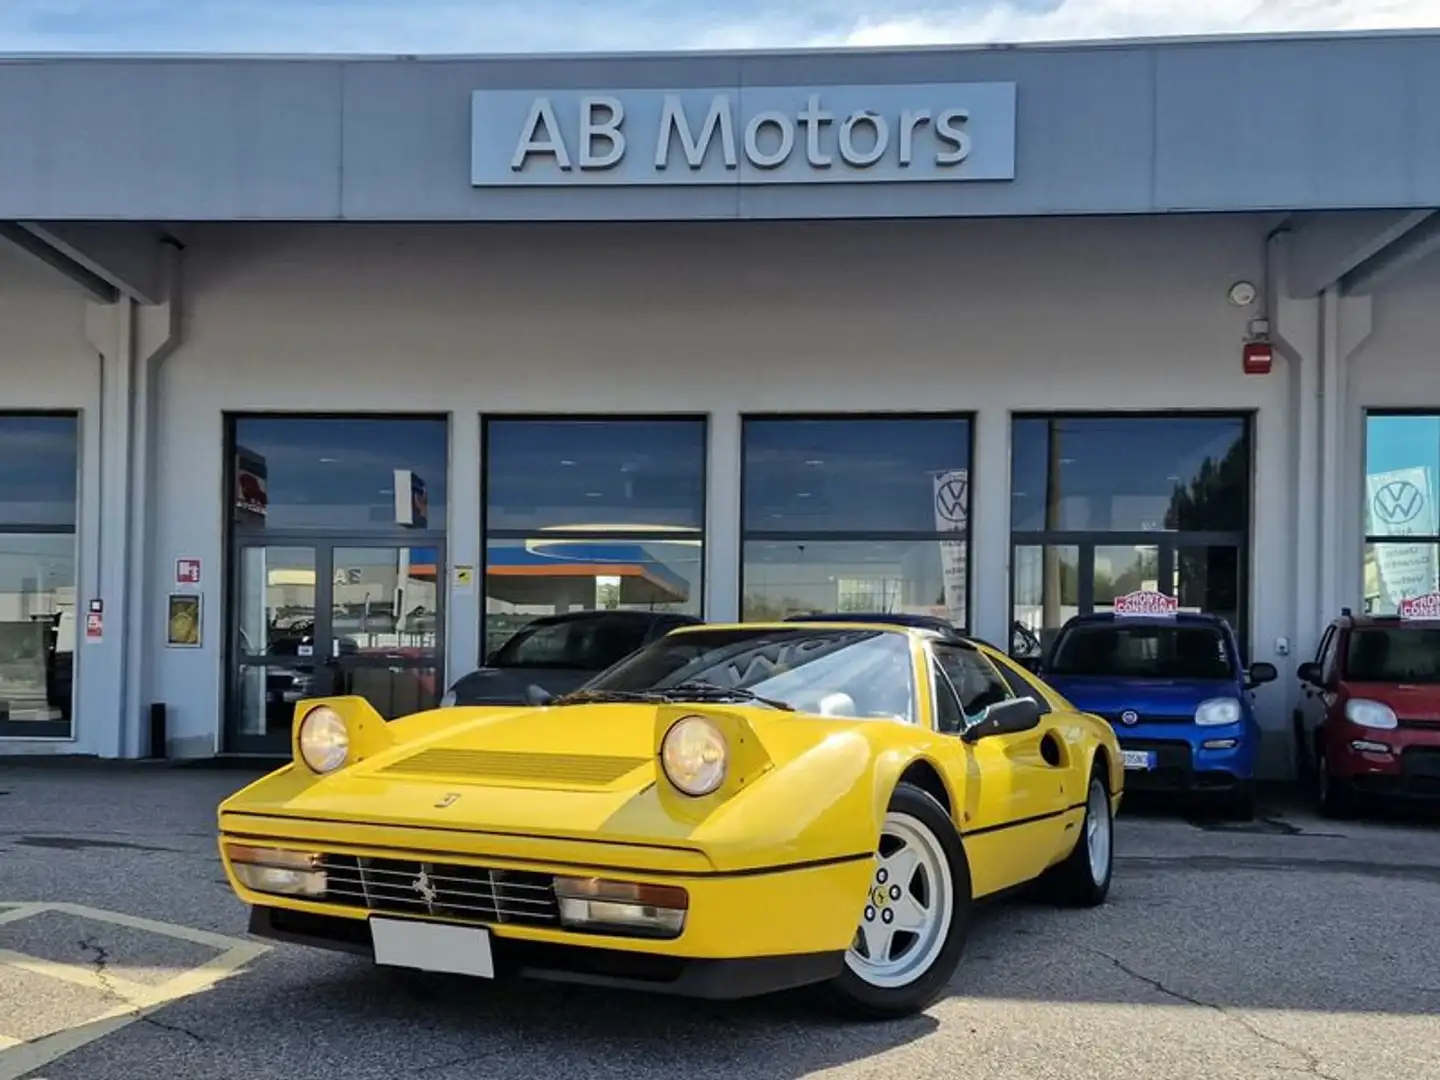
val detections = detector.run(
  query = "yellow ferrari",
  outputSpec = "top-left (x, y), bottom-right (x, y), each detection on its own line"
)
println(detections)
top-left (217, 619), bottom-right (1123, 1019)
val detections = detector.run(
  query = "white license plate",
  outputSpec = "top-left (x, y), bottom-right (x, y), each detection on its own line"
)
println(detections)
top-left (1122, 749), bottom-right (1156, 771)
top-left (370, 917), bottom-right (495, 979)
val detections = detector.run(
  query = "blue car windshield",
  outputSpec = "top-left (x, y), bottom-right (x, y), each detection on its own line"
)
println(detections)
top-left (582, 627), bottom-right (918, 723)
top-left (1048, 624), bottom-right (1234, 680)
top-left (1346, 628), bottom-right (1440, 684)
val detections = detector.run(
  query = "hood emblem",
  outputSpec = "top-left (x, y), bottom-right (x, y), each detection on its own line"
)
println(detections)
top-left (1120, 710), bottom-right (1140, 726)
top-left (435, 793), bottom-right (460, 808)
top-left (412, 867), bottom-right (439, 911)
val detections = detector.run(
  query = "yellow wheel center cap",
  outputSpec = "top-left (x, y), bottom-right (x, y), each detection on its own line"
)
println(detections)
top-left (872, 886), bottom-right (888, 908)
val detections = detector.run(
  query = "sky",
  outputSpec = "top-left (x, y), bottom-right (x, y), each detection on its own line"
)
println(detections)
top-left (0, 0), bottom-right (1437, 54)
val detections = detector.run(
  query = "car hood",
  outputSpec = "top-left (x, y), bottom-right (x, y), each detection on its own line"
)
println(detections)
top-left (1042, 675), bottom-right (1237, 718)
top-left (220, 701), bottom-right (851, 854)
top-left (1342, 681), bottom-right (1440, 721)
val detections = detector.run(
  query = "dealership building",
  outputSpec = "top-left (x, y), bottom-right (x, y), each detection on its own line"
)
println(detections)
top-left (1, 30), bottom-right (1439, 773)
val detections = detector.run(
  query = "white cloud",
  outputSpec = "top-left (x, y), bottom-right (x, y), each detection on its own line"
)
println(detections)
top-left (0, 0), bottom-right (1436, 54)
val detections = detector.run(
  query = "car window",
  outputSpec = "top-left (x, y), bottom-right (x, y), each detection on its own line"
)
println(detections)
top-left (930, 659), bottom-right (968, 735)
top-left (932, 644), bottom-right (1012, 718)
top-left (1048, 624), bottom-right (1234, 680)
top-left (1316, 626), bottom-right (1338, 679)
top-left (987, 653), bottom-right (1053, 716)
top-left (1345, 627), bottom-right (1440, 683)
top-left (494, 618), bottom-right (646, 670)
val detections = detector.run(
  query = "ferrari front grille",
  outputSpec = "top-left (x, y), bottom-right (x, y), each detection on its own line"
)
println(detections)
top-left (318, 854), bottom-right (560, 927)
top-left (379, 748), bottom-right (650, 786)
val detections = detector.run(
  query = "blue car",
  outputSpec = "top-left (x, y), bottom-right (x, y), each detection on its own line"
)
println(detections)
top-left (1033, 610), bottom-right (1278, 819)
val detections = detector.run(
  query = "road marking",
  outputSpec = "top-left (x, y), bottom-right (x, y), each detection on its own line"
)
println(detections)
top-left (0, 901), bottom-right (269, 1080)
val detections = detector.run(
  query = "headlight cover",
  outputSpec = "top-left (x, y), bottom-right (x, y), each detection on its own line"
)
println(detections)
top-left (1345, 698), bottom-right (1398, 730)
top-left (297, 705), bottom-right (350, 773)
top-left (1194, 697), bottom-right (1243, 726)
top-left (660, 715), bottom-right (727, 796)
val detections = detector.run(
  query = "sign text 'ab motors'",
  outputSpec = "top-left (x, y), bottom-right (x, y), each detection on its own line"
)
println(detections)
top-left (470, 83), bottom-right (1018, 187)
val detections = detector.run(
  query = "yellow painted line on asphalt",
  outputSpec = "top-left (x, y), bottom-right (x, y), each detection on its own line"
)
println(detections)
top-left (0, 901), bottom-right (270, 1080)
top-left (0, 1037), bottom-right (21, 1049)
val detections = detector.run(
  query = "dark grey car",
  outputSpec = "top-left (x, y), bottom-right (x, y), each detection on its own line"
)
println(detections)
top-left (440, 610), bottom-right (702, 707)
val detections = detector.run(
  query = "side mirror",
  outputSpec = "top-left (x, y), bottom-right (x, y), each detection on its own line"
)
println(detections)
top-left (962, 696), bottom-right (1043, 743)
top-left (1296, 661), bottom-right (1324, 687)
top-left (1247, 661), bottom-right (1278, 688)
top-left (524, 683), bottom-right (555, 706)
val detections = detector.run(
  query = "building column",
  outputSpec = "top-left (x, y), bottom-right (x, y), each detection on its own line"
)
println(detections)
top-left (446, 411), bottom-right (482, 679)
top-left (705, 411), bottom-right (742, 622)
top-left (970, 407), bottom-right (1011, 647)
top-left (75, 249), bottom-right (180, 758)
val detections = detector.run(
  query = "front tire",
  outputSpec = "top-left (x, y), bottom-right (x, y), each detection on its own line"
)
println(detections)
top-left (1316, 750), bottom-right (1354, 819)
top-left (1046, 762), bottom-right (1114, 907)
top-left (822, 782), bottom-right (971, 1020)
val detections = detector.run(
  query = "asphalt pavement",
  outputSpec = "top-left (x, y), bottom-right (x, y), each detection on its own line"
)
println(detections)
top-left (1, 762), bottom-right (1437, 1080)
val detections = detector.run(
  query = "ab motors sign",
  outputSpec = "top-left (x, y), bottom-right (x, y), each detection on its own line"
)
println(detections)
top-left (470, 83), bottom-right (1017, 187)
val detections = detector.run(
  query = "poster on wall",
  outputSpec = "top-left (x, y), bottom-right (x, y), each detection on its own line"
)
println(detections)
top-left (1366, 465), bottom-right (1438, 608)
top-left (932, 468), bottom-right (969, 625)
top-left (166, 594), bottom-right (202, 648)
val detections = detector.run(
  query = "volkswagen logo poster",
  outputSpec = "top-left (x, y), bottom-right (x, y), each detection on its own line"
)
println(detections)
top-left (1366, 465), bottom-right (1438, 608)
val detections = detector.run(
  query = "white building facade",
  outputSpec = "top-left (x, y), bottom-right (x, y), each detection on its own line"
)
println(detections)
top-left (2, 34), bottom-right (1439, 775)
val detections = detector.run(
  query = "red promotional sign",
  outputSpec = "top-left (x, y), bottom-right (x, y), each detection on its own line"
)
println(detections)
top-left (1398, 592), bottom-right (1440, 621)
top-left (1112, 590), bottom-right (1179, 617)
top-left (85, 612), bottom-right (103, 641)
top-left (175, 558), bottom-right (202, 586)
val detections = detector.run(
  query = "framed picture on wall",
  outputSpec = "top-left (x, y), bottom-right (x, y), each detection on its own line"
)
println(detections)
top-left (166, 594), bottom-right (202, 648)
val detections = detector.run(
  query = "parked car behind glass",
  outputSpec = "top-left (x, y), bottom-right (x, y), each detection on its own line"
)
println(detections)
top-left (441, 609), bottom-right (701, 707)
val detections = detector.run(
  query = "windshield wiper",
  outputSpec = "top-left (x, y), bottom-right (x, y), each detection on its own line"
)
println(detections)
top-left (553, 689), bottom-right (667, 705)
top-left (660, 681), bottom-right (796, 711)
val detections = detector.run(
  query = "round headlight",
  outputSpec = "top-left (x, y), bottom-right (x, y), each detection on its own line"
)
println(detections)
top-left (660, 715), bottom-right (727, 797)
top-left (298, 706), bottom-right (350, 773)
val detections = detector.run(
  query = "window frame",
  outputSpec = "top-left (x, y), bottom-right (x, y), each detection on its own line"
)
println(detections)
top-left (738, 411), bottom-right (976, 631)
top-left (479, 413), bottom-right (710, 659)
top-left (0, 409), bottom-right (82, 739)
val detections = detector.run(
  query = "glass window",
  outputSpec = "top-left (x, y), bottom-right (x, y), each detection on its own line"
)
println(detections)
top-left (933, 644), bottom-right (1012, 717)
top-left (1011, 416), bottom-right (1249, 533)
top-left (741, 416), bottom-right (972, 629)
top-left (490, 613), bottom-right (651, 670)
top-left (1345, 626), bottom-right (1440, 684)
top-left (0, 415), bottom-right (79, 528)
top-left (1011, 544), bottom-right (1079, 660)
top-left (485, 418), bottom-right (705, 532)
top-left (0, 533), bottom-right (77, 735)
top-left (1363, 413), bottom-right (1439, 614)
top-left (585, 625), bottom-right (919, 723)
top-left (229, 416), bottom-right (448, 532)
top-left (482, 418), bottom-right (707, 654)
top-left (1048, 622), bottom-right (1235, 681)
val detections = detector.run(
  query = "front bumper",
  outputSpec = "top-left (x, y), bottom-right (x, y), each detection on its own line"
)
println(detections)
top-left (1114, 723), bottom-right (1258, 794)
top-left (218, 824), bottom-right (873, 999)
top-left (1330, 729), bottom-right (1440, 801)
top-left (248, 905), bottom-right (845, 999)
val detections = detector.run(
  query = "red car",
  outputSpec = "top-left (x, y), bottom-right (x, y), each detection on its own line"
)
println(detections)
top-left (1293, 601), bottom-right (1440, 816)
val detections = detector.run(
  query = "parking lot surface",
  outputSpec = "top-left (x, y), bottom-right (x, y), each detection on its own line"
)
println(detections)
top-left (1, 762), bottom-right (1437, 1080)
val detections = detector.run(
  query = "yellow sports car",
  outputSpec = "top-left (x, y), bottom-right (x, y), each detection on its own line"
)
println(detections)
top-left (217, 619), bottom-right (1123, 1019)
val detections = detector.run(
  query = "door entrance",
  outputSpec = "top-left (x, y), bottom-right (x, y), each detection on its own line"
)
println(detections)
top-left (227, 539), bottom-right (445, 755)
top-left (1011, 532), bottom-right (1246, 662)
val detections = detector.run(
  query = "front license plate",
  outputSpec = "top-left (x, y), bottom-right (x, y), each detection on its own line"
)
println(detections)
top-left (1122, 749), bottom-right (1157, 771)
top-left (370, 918), bottom-right (495, 979)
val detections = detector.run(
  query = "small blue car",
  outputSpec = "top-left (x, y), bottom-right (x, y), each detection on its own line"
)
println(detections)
top-left (1033, 609), bottom-right (1278, 819)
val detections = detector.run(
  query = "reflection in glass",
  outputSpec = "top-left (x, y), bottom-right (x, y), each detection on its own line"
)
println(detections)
top-left (0, 533), bottom-right (76, 730)
top-left (743, 416), bottom-right (971, 534)
top-left (0, 415), bottom-right (79, 528)
top-left (1177, 545), bottom-right (1241, 635)
top-left (331, 547), bottom-right (440, 656)
top-left (235, 664), bottom-right (318, 739)
top-left (334, 665), bottom-right (440, 718)
top-left (485, 418), bottom-right (706, 532)
top-left (483, 538), bottom-right (702, 649)
top-left (229, 416), bottom-right (448, 532)
top-left (1011, 544), bottom-right (1079, 659)
top-left (1364, 542), bottom-right (1440, 614)
top-left (1011, 416), bottom-right (1249, 533)
top-left (1092, 545), bottom-right (1162, 610)
top-left (741, 540), bottom-right (962, 622)
top-left (237, 547), bottom-right (316, 659)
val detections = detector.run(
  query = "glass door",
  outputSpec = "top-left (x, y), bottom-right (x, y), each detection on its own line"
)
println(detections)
top-left (1011, 535), bottom-right (1247, 663)
top-left (227, 540), bottom-right (444, 755)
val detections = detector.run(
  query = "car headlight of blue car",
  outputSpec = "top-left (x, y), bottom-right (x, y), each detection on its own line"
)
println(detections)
top-left (1194, 697), bottom-right (1243, 726)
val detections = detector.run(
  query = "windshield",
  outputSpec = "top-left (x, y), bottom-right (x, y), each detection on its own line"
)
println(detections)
top-left (491, 617), bottom-right (649, 671)
top-left (1346, 628), bottom-right (1440, 683)
top-left (1047, 623), bottom-right (1234, 680)
top-left (579, 627), bottom-right (918, 723)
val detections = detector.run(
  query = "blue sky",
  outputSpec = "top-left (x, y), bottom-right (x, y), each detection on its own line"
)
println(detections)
top-left (0, 1), bottom-right (1437, 54)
